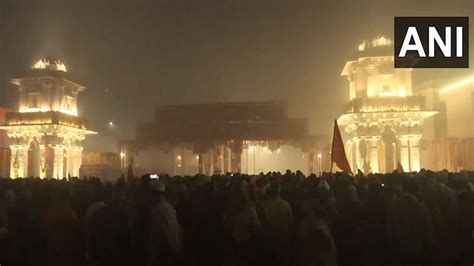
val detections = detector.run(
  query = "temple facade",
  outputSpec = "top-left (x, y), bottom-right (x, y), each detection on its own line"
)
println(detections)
top-left (0, 57), bottom-right (96, 178)
top-left (120, 102), bottom-right (329, 175)
top-left (338, 37), bottom-right (437, 173)
top-left (418, 75), bottom-right (474, 172)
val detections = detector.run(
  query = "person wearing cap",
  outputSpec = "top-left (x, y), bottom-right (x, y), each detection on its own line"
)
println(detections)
top-left (148, 180), bottom-right (183, 266)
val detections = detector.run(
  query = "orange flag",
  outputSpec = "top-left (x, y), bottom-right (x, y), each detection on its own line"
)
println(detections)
top-left (331, 119), bottom-right (353, 175)
top-left (396, 161), bottom-right (404, 174)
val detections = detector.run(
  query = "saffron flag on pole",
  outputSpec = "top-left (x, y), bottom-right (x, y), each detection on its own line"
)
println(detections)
top-left (331, 119), bottom-right (353, 175)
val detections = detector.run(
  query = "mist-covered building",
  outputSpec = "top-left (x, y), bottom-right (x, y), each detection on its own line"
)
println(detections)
top-left (418, 76), bottom-right (474, 171)
top-left (0, 108), bottom-right (13, 177)
top-left (120, 102), bottom-right (329, 175)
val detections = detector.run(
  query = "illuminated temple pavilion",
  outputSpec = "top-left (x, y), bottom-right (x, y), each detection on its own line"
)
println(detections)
top-left (0, 57), bottom-right (96, 178)
top-left (120, 102), bottom-right (329, 175)
top-left (337, 37), bottom-right (437, 173)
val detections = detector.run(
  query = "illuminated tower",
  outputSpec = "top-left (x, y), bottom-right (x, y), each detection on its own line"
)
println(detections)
top-left (338, 37), bottom-right (437, 173)
top-left (0, 57), bottom-right (96, 178)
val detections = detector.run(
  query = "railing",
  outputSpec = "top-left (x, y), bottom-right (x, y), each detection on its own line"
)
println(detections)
top-left (6, 111), bottom-right (88, 129)
top-left (347, 96), bottom-right (426, 113)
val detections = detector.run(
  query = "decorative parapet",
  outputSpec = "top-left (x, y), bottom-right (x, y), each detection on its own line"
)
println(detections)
top-left (5, 111), bottom-right (89, 130)
top-left (347, 96), bottom-right (426, 113)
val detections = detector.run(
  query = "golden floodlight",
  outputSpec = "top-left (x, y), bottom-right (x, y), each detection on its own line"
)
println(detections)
top-left (439, 75), bottom-right (474, 93)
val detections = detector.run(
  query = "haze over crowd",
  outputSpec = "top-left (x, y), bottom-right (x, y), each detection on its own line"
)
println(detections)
top-left (0, 0), bottom-right (472, 140)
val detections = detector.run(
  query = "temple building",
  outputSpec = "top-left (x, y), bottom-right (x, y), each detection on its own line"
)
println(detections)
top-left (0, 57), bottom-right (96, 178)
top-left (120, 102), bottom-right (329, 175)
top-left (419, 75), bottom-right (474, 171)
top-left (80, 151), bottom-right (121, 180)
top-left (337, 37), bottom-right (437, 173)
top-left (0, 108), bottom-right (13, 177)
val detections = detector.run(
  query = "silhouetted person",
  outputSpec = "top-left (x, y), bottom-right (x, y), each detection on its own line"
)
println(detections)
top-left (147, 180), bottom-right (182, 266)
top-left (257, 181), bottom-right (293, 266)
top-left (87, 197), bottom-right (132, 266)
top-left (40, 188), bottom-right (82, 266)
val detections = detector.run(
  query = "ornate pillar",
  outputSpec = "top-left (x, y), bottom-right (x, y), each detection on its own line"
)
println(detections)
top-left (397, 135), bottom-right (422, 172)
top-left (52, 146), bottom-right (64, 179)
top-left (354, 139), bottom-right (362, 171)
top-left (308, 151), bottom-right (315, 174)
top-left (198, 153), bottom-right (204, 174)
top-left (231, 151), bottom-right (241, 173)
top-left (230, 141), bottom-right (242, 173)
top-left (206, 149), bottom-right (214, 176)
top-left (346, 139), bottom-right (354, 172)
top-left (64, 149), bottom-right (70, 178)
top-left (77, 147), bottom-right (83, 177)
top-left (39, 144), bottom-right (47, 178)
top-left (368, 137), bottom-right (380, 173)
top-left (398, 136), bottom-right (410, 172)
top-left (68, 146), bottom-right (82, 177)
top-left (219, 145), bottom-right (225, 173)
top-left (213, 146), bottom-right (221, 174)
top-left (409, 137), bottom-right (421, 172)
top-left (382, 129), bottom-right (397, 173)
top-left (225, 146), bottom-right (232, 173)
top-left (10, 144), bottom-right (28, 178)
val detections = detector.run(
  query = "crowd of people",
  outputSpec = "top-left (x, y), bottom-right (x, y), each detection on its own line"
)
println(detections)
top-left (0, 169), bottom-right (473, 266)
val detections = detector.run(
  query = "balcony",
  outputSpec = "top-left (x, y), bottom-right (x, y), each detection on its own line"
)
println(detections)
top-left (347, 96), bottom-right (426, 113)
top-left (5, 111), bottom-right (88, 130)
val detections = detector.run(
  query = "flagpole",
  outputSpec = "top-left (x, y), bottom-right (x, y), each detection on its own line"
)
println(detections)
top-left (329, 119), bottom-right (336, 174)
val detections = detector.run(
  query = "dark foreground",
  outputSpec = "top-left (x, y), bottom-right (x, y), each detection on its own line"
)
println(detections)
top-left (0, 170), bottom-right (473, 266)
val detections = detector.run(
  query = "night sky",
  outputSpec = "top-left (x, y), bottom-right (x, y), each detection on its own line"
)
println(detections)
top-left (0, 0), bottom-right (473, 141)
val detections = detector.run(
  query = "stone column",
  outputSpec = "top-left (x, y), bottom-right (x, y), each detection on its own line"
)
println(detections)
top-left (224, 146), bottom-right (232, 173)
top-left (230, 141), bottom-right (242, 173)
top-left (198, 153), bottom-right (204, 174)
top-left (52, 146), bottom-right (64, 179)
top-left (382, 133), bottom-right (397, 173)
top-left (398, 136), bottom-right (410, 172)
top-left (345, 139), bottom-right (353, 172)
top-left (231, 150), bottom-right (241, 173)
top-left (64, 149), bottom-right (70, 178)
top-left (354, 139), bottom-right (362, 171)
top-left (368, 137), bottom-right (380, 173)
top-left (409, 137), bottom-right (421, 172)
top-left (213, 147), bottom-right (221, 174)
top-left (206, 149), bottom-right (214, 176)
top-left (10, 144), bottom-right (28, 178)
top-left (219, 145), bottom-right (225, 173)
top-left (68, 147), bottom-right (82, 177)
top-left (39, 145), bottom-right (47, 178)
top-left (308, 151), bottom-right (315, 174)
top-left (76, 147), bottom-right (83, 177)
